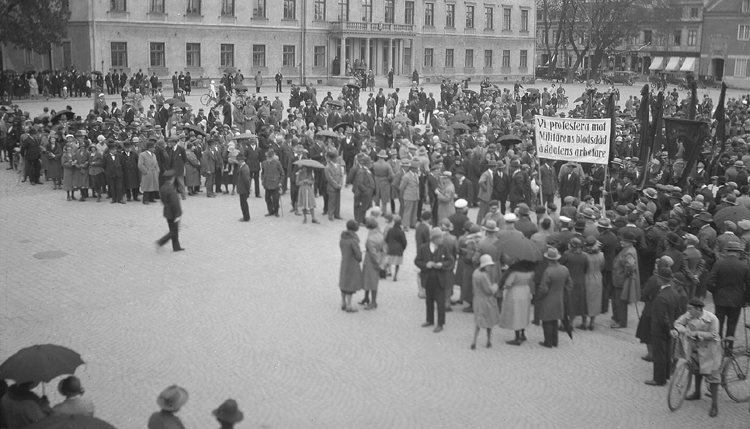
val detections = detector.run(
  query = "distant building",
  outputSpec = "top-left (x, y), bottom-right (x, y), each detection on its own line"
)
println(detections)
top-left (1, 0), bottom-right (536, 86)
top-left (700, 0), bottom-right (750, 88)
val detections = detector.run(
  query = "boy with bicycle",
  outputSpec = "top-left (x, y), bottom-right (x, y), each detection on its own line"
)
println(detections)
top-left (672, 299), bottom-right (722, 417)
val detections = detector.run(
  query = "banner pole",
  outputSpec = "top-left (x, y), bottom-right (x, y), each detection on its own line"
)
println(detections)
top-left (602, 164), bottom-right (609, 218)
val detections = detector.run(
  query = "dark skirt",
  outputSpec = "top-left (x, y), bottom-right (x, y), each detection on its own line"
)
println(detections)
top-left (635, 315), bottom-right (652, 344)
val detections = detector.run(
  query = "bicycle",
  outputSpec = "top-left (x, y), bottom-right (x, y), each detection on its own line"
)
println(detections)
top-left (200, 91), bottom-right (218, 107)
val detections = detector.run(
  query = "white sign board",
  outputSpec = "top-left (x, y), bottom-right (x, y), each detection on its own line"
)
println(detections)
top-left (534, 116), bottom-right (611, 165)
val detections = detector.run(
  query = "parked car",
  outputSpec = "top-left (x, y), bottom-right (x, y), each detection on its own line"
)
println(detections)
top-left (602, 71), bottom-right (637, 86)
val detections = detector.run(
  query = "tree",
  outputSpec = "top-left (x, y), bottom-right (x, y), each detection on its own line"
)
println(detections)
top-left (0, 0), bottom-right (71, 54)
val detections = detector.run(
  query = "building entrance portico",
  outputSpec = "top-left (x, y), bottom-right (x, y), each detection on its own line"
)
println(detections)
top-left (329, 21), bottom-right (415, 78)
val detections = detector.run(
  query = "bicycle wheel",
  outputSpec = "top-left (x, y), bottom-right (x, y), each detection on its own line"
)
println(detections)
top-left (668, 360), bottom-right (692, 411)
top-left (722, 352), bottom-right (750, 403)
top-left (200, 94), bottom-right (210, 106)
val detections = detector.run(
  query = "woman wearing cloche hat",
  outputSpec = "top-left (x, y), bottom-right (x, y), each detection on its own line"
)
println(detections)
top-left (148, 385), bottom-right (188, 429)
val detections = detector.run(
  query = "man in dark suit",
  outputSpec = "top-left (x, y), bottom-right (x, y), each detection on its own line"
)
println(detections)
top-left (508, 159), bottom-right (529, 212)
top-left (414, 228), bottom-right (456, 333)
top-left (559, 163), bottom-right (580, 202)
top-left (156, 170), bottom-right (185, 252)
top-left (261, 149), bottom-right (285, 217)
top-left (236, 154), bottom-right (251, 222)
top-left (646, 267), bottom-right (680, 386)
top-left (166, 137), bottom-right (187, 199)
top-left (707, 241), bottom-right (750, 347)
top-left (102, 142), bottom-right (125, 204)
top-left (200, 139), bottom-right (222, 197)
top-left (597, 218), bottom-right (619, 314)
top-left (112, 72), bottom-right (120, 94)
top-left (244, 135), bottom-right (263, 198)
top-left (491, 161), bottom-right (510, 215)
top-left (540, 159), bottom-right (558, 208)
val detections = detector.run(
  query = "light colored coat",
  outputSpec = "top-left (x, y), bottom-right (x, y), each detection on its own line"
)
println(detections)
top-left (477, 169), bottom-right (493, 202)
top-left (399, 170), bottom-right (420, 201)
top-left (137, 150), bottom-right (160, 192)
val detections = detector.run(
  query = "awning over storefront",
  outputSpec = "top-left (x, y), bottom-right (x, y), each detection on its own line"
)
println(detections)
top-left (664, 57), bottom-right (681, 71)
top-left (649, 57), bottom-right (665, 70)
top-left (680, 57), bottom-right (696, 72)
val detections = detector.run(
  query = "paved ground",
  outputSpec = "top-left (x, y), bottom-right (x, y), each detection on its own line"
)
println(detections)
top-left (2, 82), bottom-right (749, 428)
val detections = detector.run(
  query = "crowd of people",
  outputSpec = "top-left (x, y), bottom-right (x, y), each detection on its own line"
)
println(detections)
top-left (2, 71), bottom-right (750, 419)
top-left (0, 377), bottom-right (244, 429)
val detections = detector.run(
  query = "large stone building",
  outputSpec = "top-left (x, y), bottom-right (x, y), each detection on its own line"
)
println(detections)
top-left (1, 0), bottom-right (535, 86)
top-left (700, 0), bottom-right (750, 88)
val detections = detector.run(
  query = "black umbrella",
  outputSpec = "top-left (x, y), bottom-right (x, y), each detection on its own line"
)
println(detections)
top-left (90, 71), bottom-right (103, 75)
top-left (234, 84), bottom-right (248, 91)
top-left (183, 124), bottom-right (205, 136)
top-left (450, 122), bottom-right (470, 131)
top-left (714, 206), bottom-right (750, 225)
top-left (463, 89), bottom-right (477, 95)
top-left (0, 344), bottom-right (84, 384)
top-left (164, 98), bottom-right (181, 105)
top-left (448, 113), bottom-right (473, 123)
top-left (332, 122), bottom-right (353, 132)
top-left (325, 100), bottom-right (344, 109)
top-left (223, 67), bottom-right (237, 74)
top-left (498, 134), bottom-right (522, 147)
top-left (51, 110), bottom-right (75, 124)
top-left (346, 83), bottom-right (360, 89)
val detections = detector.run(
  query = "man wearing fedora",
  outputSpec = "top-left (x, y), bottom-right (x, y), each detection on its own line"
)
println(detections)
top-left (706, 241), bottom-right (750, 347)
top-left (372, 149), bottom-right (395, 214)
top-left (261, 149), bottom-right (285, 217)
top-left (323, 151), bottom-right (344, 221)
top-left (491, 161), bottom-right (510, 215)
top-left (646, 267), bottom-right (680, 386)
top-left (536, 247), bottom-right (573, 348)
top-left (399, 160), bottom-right (421, 229)
top-left (415, 227), bottom-right (455, 332)
top-left (236, 153), bottom-right (251, 222)
top-left (155, 170), bottom-right (185, 252)
top-left (213, 399), bottom-right (243, 428)
top-left (148, 385), bottom-right (188, 429)
top-left (508, 159), bottom-right (529, 212)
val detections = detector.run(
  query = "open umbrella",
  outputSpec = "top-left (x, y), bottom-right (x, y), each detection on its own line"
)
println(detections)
top-left (316, 129), bottom-right (339, 138)
top-left (332, 122), bottom-right (352, 133)
top-left (173, 101), bottom-right (192, 109)
top-left (498, 134), bottom-right (522, 147)
top-left (324, 100), bottom-right (344, 109)
top-left (234, 84), bottom-right (248, 92)
top-left (713, 206), bottom-right (750, 225)
top-left (51, 110), bottom-right (75, 124)
top-left (448, 113), bottom-right (473, 123)
top-left (90, 71), bottom-right (103, 75)
top-left (183, 124), bottom-right (206, 136)
top-left (463, 89), bottom-right (477, 95)
top-left (293, 159), bottom-right (326, 169)
top-left (392, 116), bottom-right (410, 124)
top-left (0, 344), bottom-right (84, 384)
top-left (346, 83), bottom-right (360, 89)
top-left (495, 236), bottom-right (543, 263)
top-left (164, 98), bottom-right (181, 105)
top-left (450, 122), bottom-right (470, 131)
top-left (224, 67), bottom-right (237, 74)
top-left (27, 414), bottom-right (116, 429)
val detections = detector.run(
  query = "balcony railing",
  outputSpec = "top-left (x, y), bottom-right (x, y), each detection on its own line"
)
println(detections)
top-left (329, 21), bottom-right (415, 33)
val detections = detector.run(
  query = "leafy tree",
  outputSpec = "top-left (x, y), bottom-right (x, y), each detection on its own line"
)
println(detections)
top-left (0, 0), bottom-right (71, 54)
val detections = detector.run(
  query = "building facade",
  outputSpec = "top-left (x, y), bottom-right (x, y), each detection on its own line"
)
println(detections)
top-left (700, 0), bottom-right (750, 88)
top-left (1, 0), bottom-right (536, 86)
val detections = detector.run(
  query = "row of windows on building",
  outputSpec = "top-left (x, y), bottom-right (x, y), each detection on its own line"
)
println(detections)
top-left (108, 0), bottom-right (529, 30)
top-left (109, 42), bottom-right (329, 69)
top-left (539, 25), bottom-right (748, 48)
top-left (422, 48), bottom-right (529, 69)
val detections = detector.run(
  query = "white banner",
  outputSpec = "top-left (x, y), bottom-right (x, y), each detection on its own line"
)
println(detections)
top-left (534, 116), bottom-right (611, 165)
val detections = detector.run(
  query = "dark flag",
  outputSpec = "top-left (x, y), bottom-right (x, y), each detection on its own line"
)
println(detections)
top-left (688, 79), bottom-right (698, 120)
top-left (636, 85), bottom-right (651, 164)
top-left (663, 118), bottom-right (710, 188)
top-left (639, 92), bottom-right (665, 188)
top-left (713, 82), bottom-right (728, 153)
top-left (605, 93), bottom-right (617, 163)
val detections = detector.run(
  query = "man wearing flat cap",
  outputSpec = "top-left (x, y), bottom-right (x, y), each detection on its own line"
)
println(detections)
top-left (706, 241), bottom-right (750, 348)
top-left (645, 267), bottom-right (680, 386)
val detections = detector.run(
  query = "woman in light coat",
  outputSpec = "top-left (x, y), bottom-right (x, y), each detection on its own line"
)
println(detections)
top-left (184, 142), bottom-right (202, 195)
top-left (471, 255), bottom-right (501, 349)
top-left (435, 171), bottom-right (456, 223)
top-left (499, 260), bottom-right (536, 345)
top-left (361, 217), bottom-right (386, 310)
top-left (583, 236), bottom-right (604, 330)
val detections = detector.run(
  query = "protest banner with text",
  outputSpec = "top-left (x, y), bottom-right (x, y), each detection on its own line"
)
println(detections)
top-left (534, 116), bottom-right (611, 165)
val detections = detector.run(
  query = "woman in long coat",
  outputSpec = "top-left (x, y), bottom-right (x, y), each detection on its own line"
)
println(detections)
top-left (560, 237), bottom-right (588, 327)
top-left (383, 216), bottom-right (407, 281)
top-left (499, 260), bottom-right (536, 345)
top-left (72, 144), bottom-right (90, 201)
top-left (361, 218), bottom-right (386, 310)
top-left (339, 220), bottom-right (363, 312)
top-left (46, 136), bottom-right (63, 189)
top-left (583, 236), bottom-right (604, 330)
top-left (296, 166), bottom-right (318, 223)
top-left (470, 255), bottom-right (501, 350)
top-left (184, 143), bottom-right (201, 194)
top-left (436, 172), bottom-right (456, 223)
top-left (123, 142), bottom-right (141, 200)
top-left (61, 144), bottom-right (76, 200)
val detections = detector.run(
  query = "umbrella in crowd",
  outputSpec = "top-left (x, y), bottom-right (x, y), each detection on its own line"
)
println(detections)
top-left (450, 122), bottom-right (470, 131)
top-left (0, 344), bottom-right (84, 384)
top-left (324, 100), bottom-right (344, 109)
top-left (173, 101), bottom-right (192, 109)
top-left (345, 83), bottom-right (360, 89)
top-left (496, 236), bottom-right (543, 264)
top-left (223, 67), bottom-right (237, 74)
top-left (234, 84), bottom-right (248, 92)
top-left (164, 98), bottom-right (181, 105)
top-left (182, 124), bottom-right (205, 136)
top-left (90, 71), bottom-right (103, 75)
top-left (332, 122), bottom-right (353, 132)
top-left (498, 134), bottom-right (522, 147)
top-left (713, 206), bottom-right (750, 225)
top-left (316, 129), bottom-right (339, 138)
top-left (392, 116), bottom-right (410, 124)
top-left (448, 113), bottom-right (473, 123)
top-left (50, 110), bottom-right (75, 125)
top-left (27, 415), bottom-right (116, 429)
top-left (293, 159), bottom-right (325, 169)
